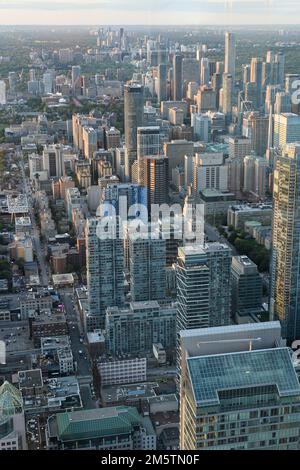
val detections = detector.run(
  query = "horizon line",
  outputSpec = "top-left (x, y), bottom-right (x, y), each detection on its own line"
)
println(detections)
top-left (0, 23), bottom-right (299, 26)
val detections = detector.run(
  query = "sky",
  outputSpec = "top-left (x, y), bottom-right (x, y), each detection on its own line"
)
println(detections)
top-left (0, 0), bottom-right (299, 25)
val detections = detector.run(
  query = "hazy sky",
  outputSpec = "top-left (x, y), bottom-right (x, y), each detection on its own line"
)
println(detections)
top-left (0, 0), bottom-right (299, 25)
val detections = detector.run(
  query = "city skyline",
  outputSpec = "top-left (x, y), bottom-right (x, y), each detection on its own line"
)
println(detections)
top-left (0, 0), bottom-right (300, 25)
top-left (1, 9), bottom-right (300, 452)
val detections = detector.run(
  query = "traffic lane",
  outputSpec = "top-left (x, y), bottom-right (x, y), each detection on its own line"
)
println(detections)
top-left (60, 292), bottom-right (91, 377)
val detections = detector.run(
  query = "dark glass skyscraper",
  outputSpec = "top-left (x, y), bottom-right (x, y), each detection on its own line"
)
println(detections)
top-left (124, 82), bottom-right (144, 180)
top-left (173, 53), bottom-right (183, 101)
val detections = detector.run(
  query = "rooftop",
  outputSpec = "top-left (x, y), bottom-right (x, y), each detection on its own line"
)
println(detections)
top-left (229, 203), bottom-right (272, 212)
top-left (0, 381), bottom-right (23, 417)
top-left (50, 406), bottom-right (141, 441)
top-left (18, 369), bottom-right (43, 390)
top-left (187, 347), bottom-right (300, 408)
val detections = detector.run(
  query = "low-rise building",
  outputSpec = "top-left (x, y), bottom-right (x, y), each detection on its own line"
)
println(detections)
top-left (98, 357), bottom-right (147, 386)
top-left (20, 291), bottom-right (53, 319)
top-left (46, 406), bottom-right (156, 450)
top-left (227, 203), bottom-right (273, 230)
top-left (30, 309), bottom-right (68, 346)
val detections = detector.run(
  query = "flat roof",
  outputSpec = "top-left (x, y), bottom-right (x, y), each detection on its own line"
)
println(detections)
top-left (180, 320), bottom-right (281, 339)
top-left (52, 273), bottom-right (74, 285)
top-left (18, 369), bottom-right (43, 389)
top-left (187, 347), bottom-right (300, 407)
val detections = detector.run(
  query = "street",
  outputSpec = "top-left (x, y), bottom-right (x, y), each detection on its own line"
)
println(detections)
top-left (19, 153), bottom-right (49, 287)
top-left (59, 290), bottom-right (92, 379)
top-left (205, 221), bottom-right (238, 255)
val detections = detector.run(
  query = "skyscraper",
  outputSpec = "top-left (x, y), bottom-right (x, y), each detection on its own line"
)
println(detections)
top-left (224, 32), bottom-right (236, 81)
top-left (196, 85), bottom-right (216, 113)
top-left (136, 126), bottom-right (161, 184)
top-left (157, 42), bottom-right (168, 66)
top-left (250, 57), bottom-right (263, 107)
top-left (173, 53), bottom-right (183, 101)
top-left (231, 255), bottom-right (262, 316)
top-left (243, 155), bottom-right (256, 193)
top-left (129, 230), bottom-right (166, 302)
top-left (143, 155), bottom-right (169, 211)
top-left (274, 91), bottom-right (291, 115)
top-left (85, 217), bottom-right (124, 330)
top-left (270, 143), bottom-right (300, 342)
top-left (71, 65), bottom-right (81, 94)
top-left (176, 243), bottom-right (232, 333)
top-left (124, 82), bottom-right (144, 181)
top-left (0, 80), bottom-right (6, 105)
top-left (200, 58), bottom-right (210, 86)
top-left (43, 71), bottom-right (54, 94)
top-left (245, 82), bottom-right (259, 110)
top-left (157, 63), bottom-right (167, 103)
top-left (179, 322), bottom-right (300, 450)
top-left (42, 144), bottom-right (65, 178)
top-left (222, 73), bottom-right (233, 117)
top-left (243, 112), bottom-right (269, 156)
top-left (228, 137), bottom-right (252, 196)
top-left (106, 301), bottom-right (176, 356)
top-left (242, 64), bottom-right (251, 90)
top-left (8, 72), bottom-right (17, 93)
top-left (273, 113), bottom-right (300, 148)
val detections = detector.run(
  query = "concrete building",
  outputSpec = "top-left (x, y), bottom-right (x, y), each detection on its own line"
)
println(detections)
top-left (227, 203), bottom-right (273, 230)
top-left (270, 143), bottom-right (300, 342)
top-left (193, 152), bottom-right (228, 193)
top-left (43, 144), bottom-right (65, 178)
top-left (136, 126), bottom-right (161, 185)
top-left (106, 301), bottom-right (176, 356)
top-left (98, 357), bottom-right (147, 386)
top-left (228, 136), bottom-right (252, 160)
top-left (129, 232), bottom-right (166, 302)
top-left (0, 80), bottom-right (7, 105)
top-left (243, 112), bottom-right (269, 157)
top-left (66, 187), bottom-right (82, 221)
top-left (164, 140), bottom-right (194, 179)
top-left (191, 113), bottom-right (211, 142)
top-left (176, 243), bottom-right (232, 333)
top-left (20, 291), bottom-right (53, 319)
top-left (224, 32), bottom-right (236, 81)
top-left (47, 406), bottom-right (156, 450)
top-left (82, 127), bottom-right (98, 160)
top-left (196, 86), bottom-right (216, 114)
top-left (85, 217), bottom-right (124, 330)
top-left (124, 83), bottom-right (144, 181)
top-left (104, 127), bottom-right (121, 150)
